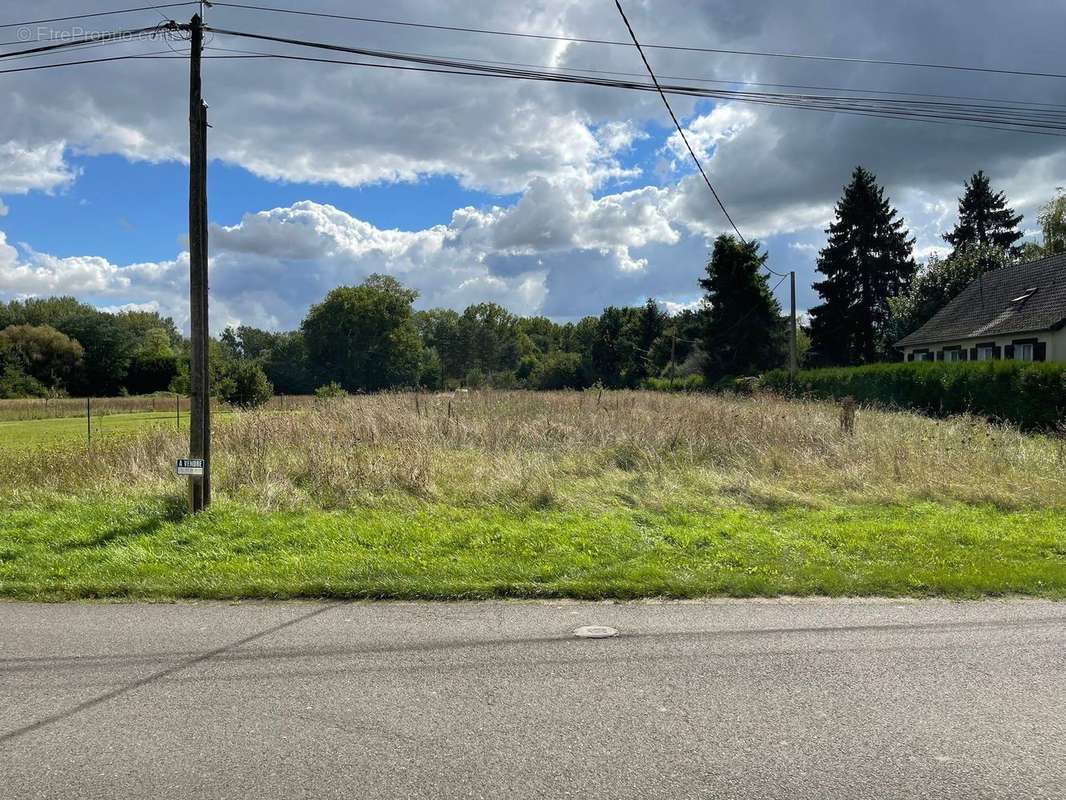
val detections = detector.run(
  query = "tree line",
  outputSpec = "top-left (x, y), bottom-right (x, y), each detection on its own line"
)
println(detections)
top-left (2, 169), bottom-right (1063, 401)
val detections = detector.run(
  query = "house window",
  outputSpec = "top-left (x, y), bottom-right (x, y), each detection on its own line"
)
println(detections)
top-left (944, 349), bottom-right (962, 363)
top-left (1014, 343), bottom-right (1034, 361)
top-left (914, 351), bottom-right (931, 362)
top-left (976, 346), bottom-right (994, 361)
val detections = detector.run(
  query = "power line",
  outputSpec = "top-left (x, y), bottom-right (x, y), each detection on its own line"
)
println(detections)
top-left (0, 51), bottom-right (184, 77)
top-left (613, 0), bottom-right (745, 244)
top-left (201, 41), bottom-right (1066, 128)
top-left (199, 30), bottom-right (1066, 137)
top-left (0, 2), bottom-right (195, 30)
top-left (0, 24), bottom-right (176, 60)
top-left (305, 47), bottom-right (1066, 116)
top-left (209, 1), bottom-right (1066, 81)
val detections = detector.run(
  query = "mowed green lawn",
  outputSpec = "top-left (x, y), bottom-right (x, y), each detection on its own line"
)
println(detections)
top-left (1, 494), bottom-right (1064, 601)
top-left (0, 411), bottom-right (186, 449)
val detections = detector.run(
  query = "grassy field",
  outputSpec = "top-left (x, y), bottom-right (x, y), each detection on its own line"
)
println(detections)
top-left (1, 390), bottom-right (1064, 600)
top-left (0, 411), bottom-right (186, 449)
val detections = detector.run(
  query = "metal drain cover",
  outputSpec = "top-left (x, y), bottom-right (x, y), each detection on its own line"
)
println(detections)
top-left (574, 625), bottom-right (619, 639)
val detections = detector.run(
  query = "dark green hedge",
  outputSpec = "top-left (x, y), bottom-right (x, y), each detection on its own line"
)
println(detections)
top-left (762, 361), bottom-right (1066, 430)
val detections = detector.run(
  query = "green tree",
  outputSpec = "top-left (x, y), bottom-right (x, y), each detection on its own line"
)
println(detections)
top-left (530, 351), bottom-right (584, 389)
top-left (630, 298), bottom-right (667, 381)
top-left (458, 303), bottom-right (519, 378)
top-left (0, 324), bottom-right (84, 392)
top-left (261, 331), bottom-right (315, 395)
top-left (809, 166), bottom-right (916, 365)
top-left (887, 243), bottom-right (1014, 343)
top-left (0, 365), bottom-right (47, 398)
top-left (414, 308), bottom-right (463, 384)
top-left (943, 170), bottom-right (1023, 257)
top-left (1023, 189), bottom-right (1066, 258)
top-left (217, 360), bottom-right (273, 408)
top-left (301, 274), bottom-right (423, 391)
top-left (515, 316), bottom-right (562, 356)
top-left (589, 306), bottom-right (639, 387)
top-left (58, 311), bottom-right (137, 395)
top-left (698, 235), bottom-right (786, 380)
top-left (126, 327), bottom-right (178, 395)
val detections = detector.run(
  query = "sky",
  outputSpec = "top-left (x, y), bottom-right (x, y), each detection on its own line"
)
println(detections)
top-left (1, 0), bottom-right (1065, 333)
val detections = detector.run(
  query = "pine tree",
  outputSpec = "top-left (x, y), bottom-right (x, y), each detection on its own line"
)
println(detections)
top-left (631, 297), bottom-right (667, 379)
top-left (809, 167), bottom-right (916, 365)
top-left (944, 170), bottom-right (1023, 255)
top-left (699, 235), bottom-right (785, 381)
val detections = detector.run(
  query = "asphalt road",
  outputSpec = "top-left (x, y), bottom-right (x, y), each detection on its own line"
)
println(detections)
top-left (1, 599), bottom-right (1063, 799)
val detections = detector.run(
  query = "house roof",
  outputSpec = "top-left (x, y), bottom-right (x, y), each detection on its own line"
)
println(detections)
top-left (896, 252), bottom-right (1066, 347)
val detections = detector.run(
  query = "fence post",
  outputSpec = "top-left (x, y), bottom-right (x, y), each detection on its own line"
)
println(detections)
top-left (176, 392), bottom-right (180, 429)
top-left (86, 396), bottom-right (91, 448)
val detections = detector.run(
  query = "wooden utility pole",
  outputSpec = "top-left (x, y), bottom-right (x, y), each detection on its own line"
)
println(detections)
top-left (788, 270), bottom-right (798, 381)
top-left (188, 13), bottom-right (210, 510)
top-left (669, 332), bottom-right (677, 388)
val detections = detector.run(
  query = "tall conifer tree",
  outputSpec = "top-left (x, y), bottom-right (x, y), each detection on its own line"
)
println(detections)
top-left (699, 235), bottom-right (785, 380)
top-left (944, 170), bottom-right (1023, 256)
top-left (809, 167), bottom-right (916, 365)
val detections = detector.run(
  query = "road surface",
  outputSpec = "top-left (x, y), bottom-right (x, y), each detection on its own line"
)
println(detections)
top-left (1, 599), bottom-right (1063, 799)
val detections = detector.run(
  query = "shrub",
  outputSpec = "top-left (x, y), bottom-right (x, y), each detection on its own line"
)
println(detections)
top-left (762, 361), bottom-right (1066, 430)
top-left (0, 365), bottom-right (48, 399)
top-left (217, 361), bottom-right (273, 408)
top-left (531, 352), bottom-right (584, 390)
top-left (314, 381), bottom-right (347, 399)
top-left (643, 374), bottom-right (706, 392)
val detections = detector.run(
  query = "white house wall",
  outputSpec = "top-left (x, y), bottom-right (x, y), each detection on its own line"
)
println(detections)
top-left (900, 329), bottom-right (1065, 362)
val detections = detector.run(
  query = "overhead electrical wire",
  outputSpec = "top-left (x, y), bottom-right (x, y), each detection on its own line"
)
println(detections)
top-left (197, 27), bottom-right (1066, 138)
top-left (0, 23), bottom-right (177, 61)
top-left (199, 42), bottom-right (1066, 130)
top-left (209, 1), bottom-right (1066, 81)
top-left (0, 51), bottom-right (185, 76)
top-left (0, 2), bottom-right (196, 30)
top-left (612, 0), bottom-right (746, 244)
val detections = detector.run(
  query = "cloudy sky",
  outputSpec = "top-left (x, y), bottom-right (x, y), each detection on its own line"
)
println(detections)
top-left (1, 0), bottom-right (1064, 331)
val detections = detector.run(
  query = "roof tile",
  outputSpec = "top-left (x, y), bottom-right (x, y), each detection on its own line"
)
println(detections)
top-left (896, 252), bottom-right (1066, 347)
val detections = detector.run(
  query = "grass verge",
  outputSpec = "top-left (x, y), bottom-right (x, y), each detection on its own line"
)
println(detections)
top-left (2, 493), bottom-right (1063, 601)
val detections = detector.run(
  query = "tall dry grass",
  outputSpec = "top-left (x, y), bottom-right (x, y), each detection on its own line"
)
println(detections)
top-left (3, 390), bottom-right (1063, 512)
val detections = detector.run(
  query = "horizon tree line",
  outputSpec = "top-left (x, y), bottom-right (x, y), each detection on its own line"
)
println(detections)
top-left (1, 171), bottom-right (1062, 400)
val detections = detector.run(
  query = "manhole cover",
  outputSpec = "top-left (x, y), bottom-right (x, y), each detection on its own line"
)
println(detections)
top-left (574, 625), bottom-right (618, 639)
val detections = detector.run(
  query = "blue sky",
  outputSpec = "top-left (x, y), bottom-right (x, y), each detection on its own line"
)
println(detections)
top-left (1, 154), bottom-right (517, 263)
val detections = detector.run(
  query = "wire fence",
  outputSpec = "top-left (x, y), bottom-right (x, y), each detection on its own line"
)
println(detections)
top-left (0, 394), bottom-right (316, 423)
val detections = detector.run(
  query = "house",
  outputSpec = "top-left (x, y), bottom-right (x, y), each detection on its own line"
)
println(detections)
top-left (896, 252), bottom-right (1066, 363)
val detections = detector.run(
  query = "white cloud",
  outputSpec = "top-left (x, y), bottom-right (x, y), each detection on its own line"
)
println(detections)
top-left (4, 0), bottom-right (1066, 324)
top-left (0, 142), bottom-right (78, 195)
top-left (665, 104), bottom-right (756, 164)
top-left (0, 181), bottom-right (699, 330)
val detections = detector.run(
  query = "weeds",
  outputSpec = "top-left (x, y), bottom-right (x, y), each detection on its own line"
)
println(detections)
top-left (1, 390), bottom-right (1062, 513)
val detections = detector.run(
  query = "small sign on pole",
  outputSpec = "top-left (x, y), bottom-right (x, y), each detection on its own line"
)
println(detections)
top-left (176, 458), bottom-right (206, 477)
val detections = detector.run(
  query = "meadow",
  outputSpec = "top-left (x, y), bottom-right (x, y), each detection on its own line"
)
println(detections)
top-left (1, 390), bottom-right (1064, 600)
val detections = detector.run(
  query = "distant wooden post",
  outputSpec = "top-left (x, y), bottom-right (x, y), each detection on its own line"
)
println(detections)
top-left (789, 271), bottom-right (798, 381)
top-left (840, 396), bottom-right (856, 435)
top-left (86, 396), bottom-right (91, 448)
